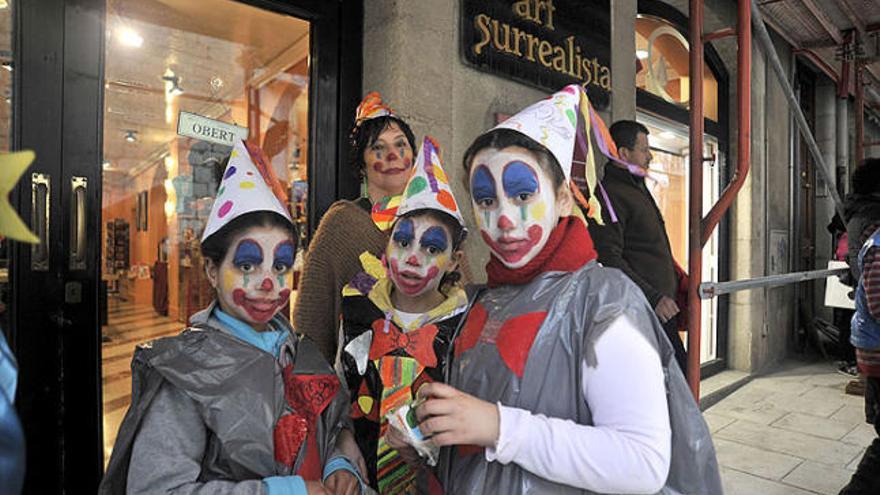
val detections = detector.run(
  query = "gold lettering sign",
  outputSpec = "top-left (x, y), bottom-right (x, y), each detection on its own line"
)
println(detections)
top-left (468, 0), bottom-right (611, 92)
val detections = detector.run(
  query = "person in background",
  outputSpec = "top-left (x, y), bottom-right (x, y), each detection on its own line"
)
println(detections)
top-left (340, 137), bottom-right (468, 493)
top-left (100, 141), bottom-right (362, 495)
top-left (839, 222), bottom-right (880, 495)
top-left (586, 120), bottom-right (688, 376)
top-left (842, 159), bottom-right (880, 395)
top-left (0, 150), bottom-right (39, 494)
top-left (294, 92), bottom-right (417, 363)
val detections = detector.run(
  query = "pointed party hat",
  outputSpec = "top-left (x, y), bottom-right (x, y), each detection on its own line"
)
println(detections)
top-left (0, 150), bottom-right (39, 243)
top-left (354, 91), bottom-right (396, 127)
top-left (201, 140), bottom-right (292, 243)
top-left (396, 136), bottom-right (466, 229)
top-left (492, 84), bottom-right (635, 225)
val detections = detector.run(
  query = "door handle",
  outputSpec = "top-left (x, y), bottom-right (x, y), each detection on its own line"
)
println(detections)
top-left (69, 177), bottom-right (87, 270)
top-left (31, 173), bottom-right (50, 271)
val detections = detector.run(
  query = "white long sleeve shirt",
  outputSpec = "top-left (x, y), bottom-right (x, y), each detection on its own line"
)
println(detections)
top-left (485, 315), bottom-right (672, 494)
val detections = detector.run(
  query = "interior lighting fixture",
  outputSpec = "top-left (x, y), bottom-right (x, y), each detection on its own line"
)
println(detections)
top-left (0, 1), bottom-right (9, 9)
top-left (162, 73), bottom-right (184, 97)
top-left (1, 61), bottom-right (12, 72)
top-left (118, 27), bottom-right (144, 48)
top-left (636, 50), bottom-right (649, 60)
top-left (102, 161), bottom-right (111, 170)
top-left (124, 130), bottom-right (137, 143)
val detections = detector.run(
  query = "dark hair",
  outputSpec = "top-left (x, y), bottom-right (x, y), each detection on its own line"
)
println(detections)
top-left (200, 211), bottom-right (297, 266)
top-left (609, 120), bottom-right (649, 151)
top-left (461, 128), bottom-right (565, 191)
top-left (394, 209), bottom-right (467, 290)
top-left (349, 116), bottom-right (417, 180)
top-left (852, 158), bottom-right (880, 195)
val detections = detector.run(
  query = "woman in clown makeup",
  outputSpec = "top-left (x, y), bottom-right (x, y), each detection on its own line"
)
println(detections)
top-left (412, 86), bottom-right (722, 494)
top-left (100, 141), bottom-right (364, 495)
top-left (338, 137), bottom-right (469, 494)
top-left (294, 92), bottom-right (420, 363)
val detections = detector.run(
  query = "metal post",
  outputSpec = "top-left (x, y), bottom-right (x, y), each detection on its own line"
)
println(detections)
top-left (687, 0), bottom-right (705, 399)
top-left (856, 61), bottom-right (865, 165)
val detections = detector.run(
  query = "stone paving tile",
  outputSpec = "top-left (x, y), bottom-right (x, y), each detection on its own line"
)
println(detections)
top-left (782, 460), bottom-right (854, 495)
top-left (749, 376), bottom-right (816, 396)
top-left (771, 412), bottom-right (860, 440)
top-left (840, 422), bottom-right (877, 449)
top-left (703, 412), bottom-right (736, 433)
top-left (846, 449), bottom-right (864, 471)
top-left (804, 373), bottom-right (853, 389)
top-left (720, 466), bottom-right (817, 495)
top-left (714, 419), bottom-right (863, 465)
top-left (758, 387), bottom-right (852, 418)
top-left (831, 404), bottom-right (867, 424)
top-left (713, 437), bottom-right (803, 480)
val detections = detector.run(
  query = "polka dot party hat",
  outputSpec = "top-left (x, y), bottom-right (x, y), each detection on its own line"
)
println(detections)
top-left (491, 84), bottom-right (628, 225)
top-left (200, 139), bottom-right (293, 243)
top-left (396, 136), bottom-right (466, 229)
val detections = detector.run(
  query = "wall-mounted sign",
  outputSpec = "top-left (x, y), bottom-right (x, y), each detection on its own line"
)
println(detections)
top-left (462, 0), bottom-right (611, 109)
top-left (177, 111), bottom-right (249, 147)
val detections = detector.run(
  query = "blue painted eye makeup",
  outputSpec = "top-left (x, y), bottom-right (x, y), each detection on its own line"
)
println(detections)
top-left (273, 241), bottom-right (295, 268)
top-left (471, 165), bottom-right (497, 203)
top-left (393, 218), bottom-right (415, 245)
top-left (233, 239), bottom-right (263, 267)
top-left (420, 226), bottom-right (449, 253)
top-left (502, 161), bottom-right (539, 198)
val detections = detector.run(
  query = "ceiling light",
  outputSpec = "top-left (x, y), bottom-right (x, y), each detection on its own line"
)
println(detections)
top-left (118, 27), bottom-right (143, 48)
top-left (103, 161), bottom-right (111, 170)
top-left (0, 1), bottom-right (9, 9)
top-left (162, 72), bottom-right (184, 97)
top-left (636, 50), bottom-right (649, 60)
top-left (124, 130), bottom-right (137, 143)
top-left (1, 61), bottom-right (12, 72)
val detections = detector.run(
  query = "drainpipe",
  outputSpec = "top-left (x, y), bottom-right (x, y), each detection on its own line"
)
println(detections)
top-left (686, 0), bottom-right (705, 399)
top-left (856, 62), bottom-right (865, 165)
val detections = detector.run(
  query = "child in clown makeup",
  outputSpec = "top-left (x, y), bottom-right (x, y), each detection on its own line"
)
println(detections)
top-left (338, 207), bottom-right (468, 494)
top-left (102, 210), bottom-right (366, 495)
top-left (411, 128), bottom-right (720, 494)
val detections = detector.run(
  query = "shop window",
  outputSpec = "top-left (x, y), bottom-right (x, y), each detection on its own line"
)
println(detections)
top-left (100, 0), bottom-right (310, 465)
top-left (0, 1), bottom-right (11, 333)
top-left (636, 15), bottom-right (719, 122)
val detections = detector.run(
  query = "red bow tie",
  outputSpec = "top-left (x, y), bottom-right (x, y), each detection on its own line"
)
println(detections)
top-left (369, 318), bottom-right (439, 368)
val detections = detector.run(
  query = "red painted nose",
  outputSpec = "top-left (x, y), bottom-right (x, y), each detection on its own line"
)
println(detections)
top-left (405, 255), bottom-right (420, 266)
top-left (259, 278), bottom-right (274, 291)
top-left (497, 215), bottom-right (515, 230)
top-left (386, 152), bottom-right (398, 162)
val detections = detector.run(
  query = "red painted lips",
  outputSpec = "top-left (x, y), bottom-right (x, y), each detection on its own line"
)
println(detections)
top-left (481, 224), bottom-right (543, 264)
top-left (232, 288), bottom-right (291, 322)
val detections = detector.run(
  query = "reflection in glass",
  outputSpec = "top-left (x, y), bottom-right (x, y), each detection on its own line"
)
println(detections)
top-left (100, 0), bottom-right (311, 465)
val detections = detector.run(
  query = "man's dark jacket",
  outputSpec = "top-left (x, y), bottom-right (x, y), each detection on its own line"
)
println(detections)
top-left (587, 163), bottom-right (677, 308)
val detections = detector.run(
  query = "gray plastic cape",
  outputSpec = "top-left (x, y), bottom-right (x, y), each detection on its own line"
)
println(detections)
top-left (99, 303), bottom-right (350, 494)
top-left (441, 261), bottom-right (722, 494)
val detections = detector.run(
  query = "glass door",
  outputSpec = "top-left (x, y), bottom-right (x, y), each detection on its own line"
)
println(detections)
top-left (638, 112), bottom-right (722, 365)
top-left (100, 0), bottom-right (314, 463)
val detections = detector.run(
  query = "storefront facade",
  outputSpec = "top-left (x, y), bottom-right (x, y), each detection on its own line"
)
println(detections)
top-left (3, 0), bottom-right (880, 492)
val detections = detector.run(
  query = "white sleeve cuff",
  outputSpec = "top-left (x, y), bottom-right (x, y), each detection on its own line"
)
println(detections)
top-left (484, 403), bottom-right (527, 464)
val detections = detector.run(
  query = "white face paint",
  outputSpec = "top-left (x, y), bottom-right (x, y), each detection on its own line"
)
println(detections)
top-left (385, 214), bottom-right (455, 298)
top-left (209, 225), bottom-right (294, 330)
top-left (469, 146), bottom-right (561, 269)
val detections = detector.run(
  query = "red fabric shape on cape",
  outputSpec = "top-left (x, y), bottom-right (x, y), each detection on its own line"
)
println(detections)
top-left (486, 217), bottom-right (597, 288)
top-left (454, 303), bottom-right (488, 358)
top-left (495, 311), bottom-right (549, 377)
top-left (369, 319), bottom-right (439, 367)
top-left (274, 366), bottom-right (340, 480)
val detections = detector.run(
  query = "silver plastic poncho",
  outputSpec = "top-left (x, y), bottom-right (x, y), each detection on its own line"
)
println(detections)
top-left (441, 261), bottom-right (722, 494)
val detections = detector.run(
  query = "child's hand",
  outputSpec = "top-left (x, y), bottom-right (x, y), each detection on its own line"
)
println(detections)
top-left (385, 423), bottom-right (423, 466)
top-left (323, 470), bottom-right (359, 495)
top-left (305, 480), bottom-right (330, 495)
top-left (334, 428), bottom-right (367, 480)
top-left (415, 382), bottom-right (500, 448)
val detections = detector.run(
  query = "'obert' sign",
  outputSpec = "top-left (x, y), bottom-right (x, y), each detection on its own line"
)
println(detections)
top-left (177, 111), bottom-right (250, 147)
top-left (462, 0), bottom-right (611, 109)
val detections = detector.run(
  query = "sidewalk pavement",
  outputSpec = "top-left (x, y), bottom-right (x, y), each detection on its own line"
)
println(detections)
top-left (705, 360), bottom-right (875, 495)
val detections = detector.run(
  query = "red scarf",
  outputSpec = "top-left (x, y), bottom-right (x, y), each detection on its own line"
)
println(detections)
top-left (486, 217), bottom-right (598, 288)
